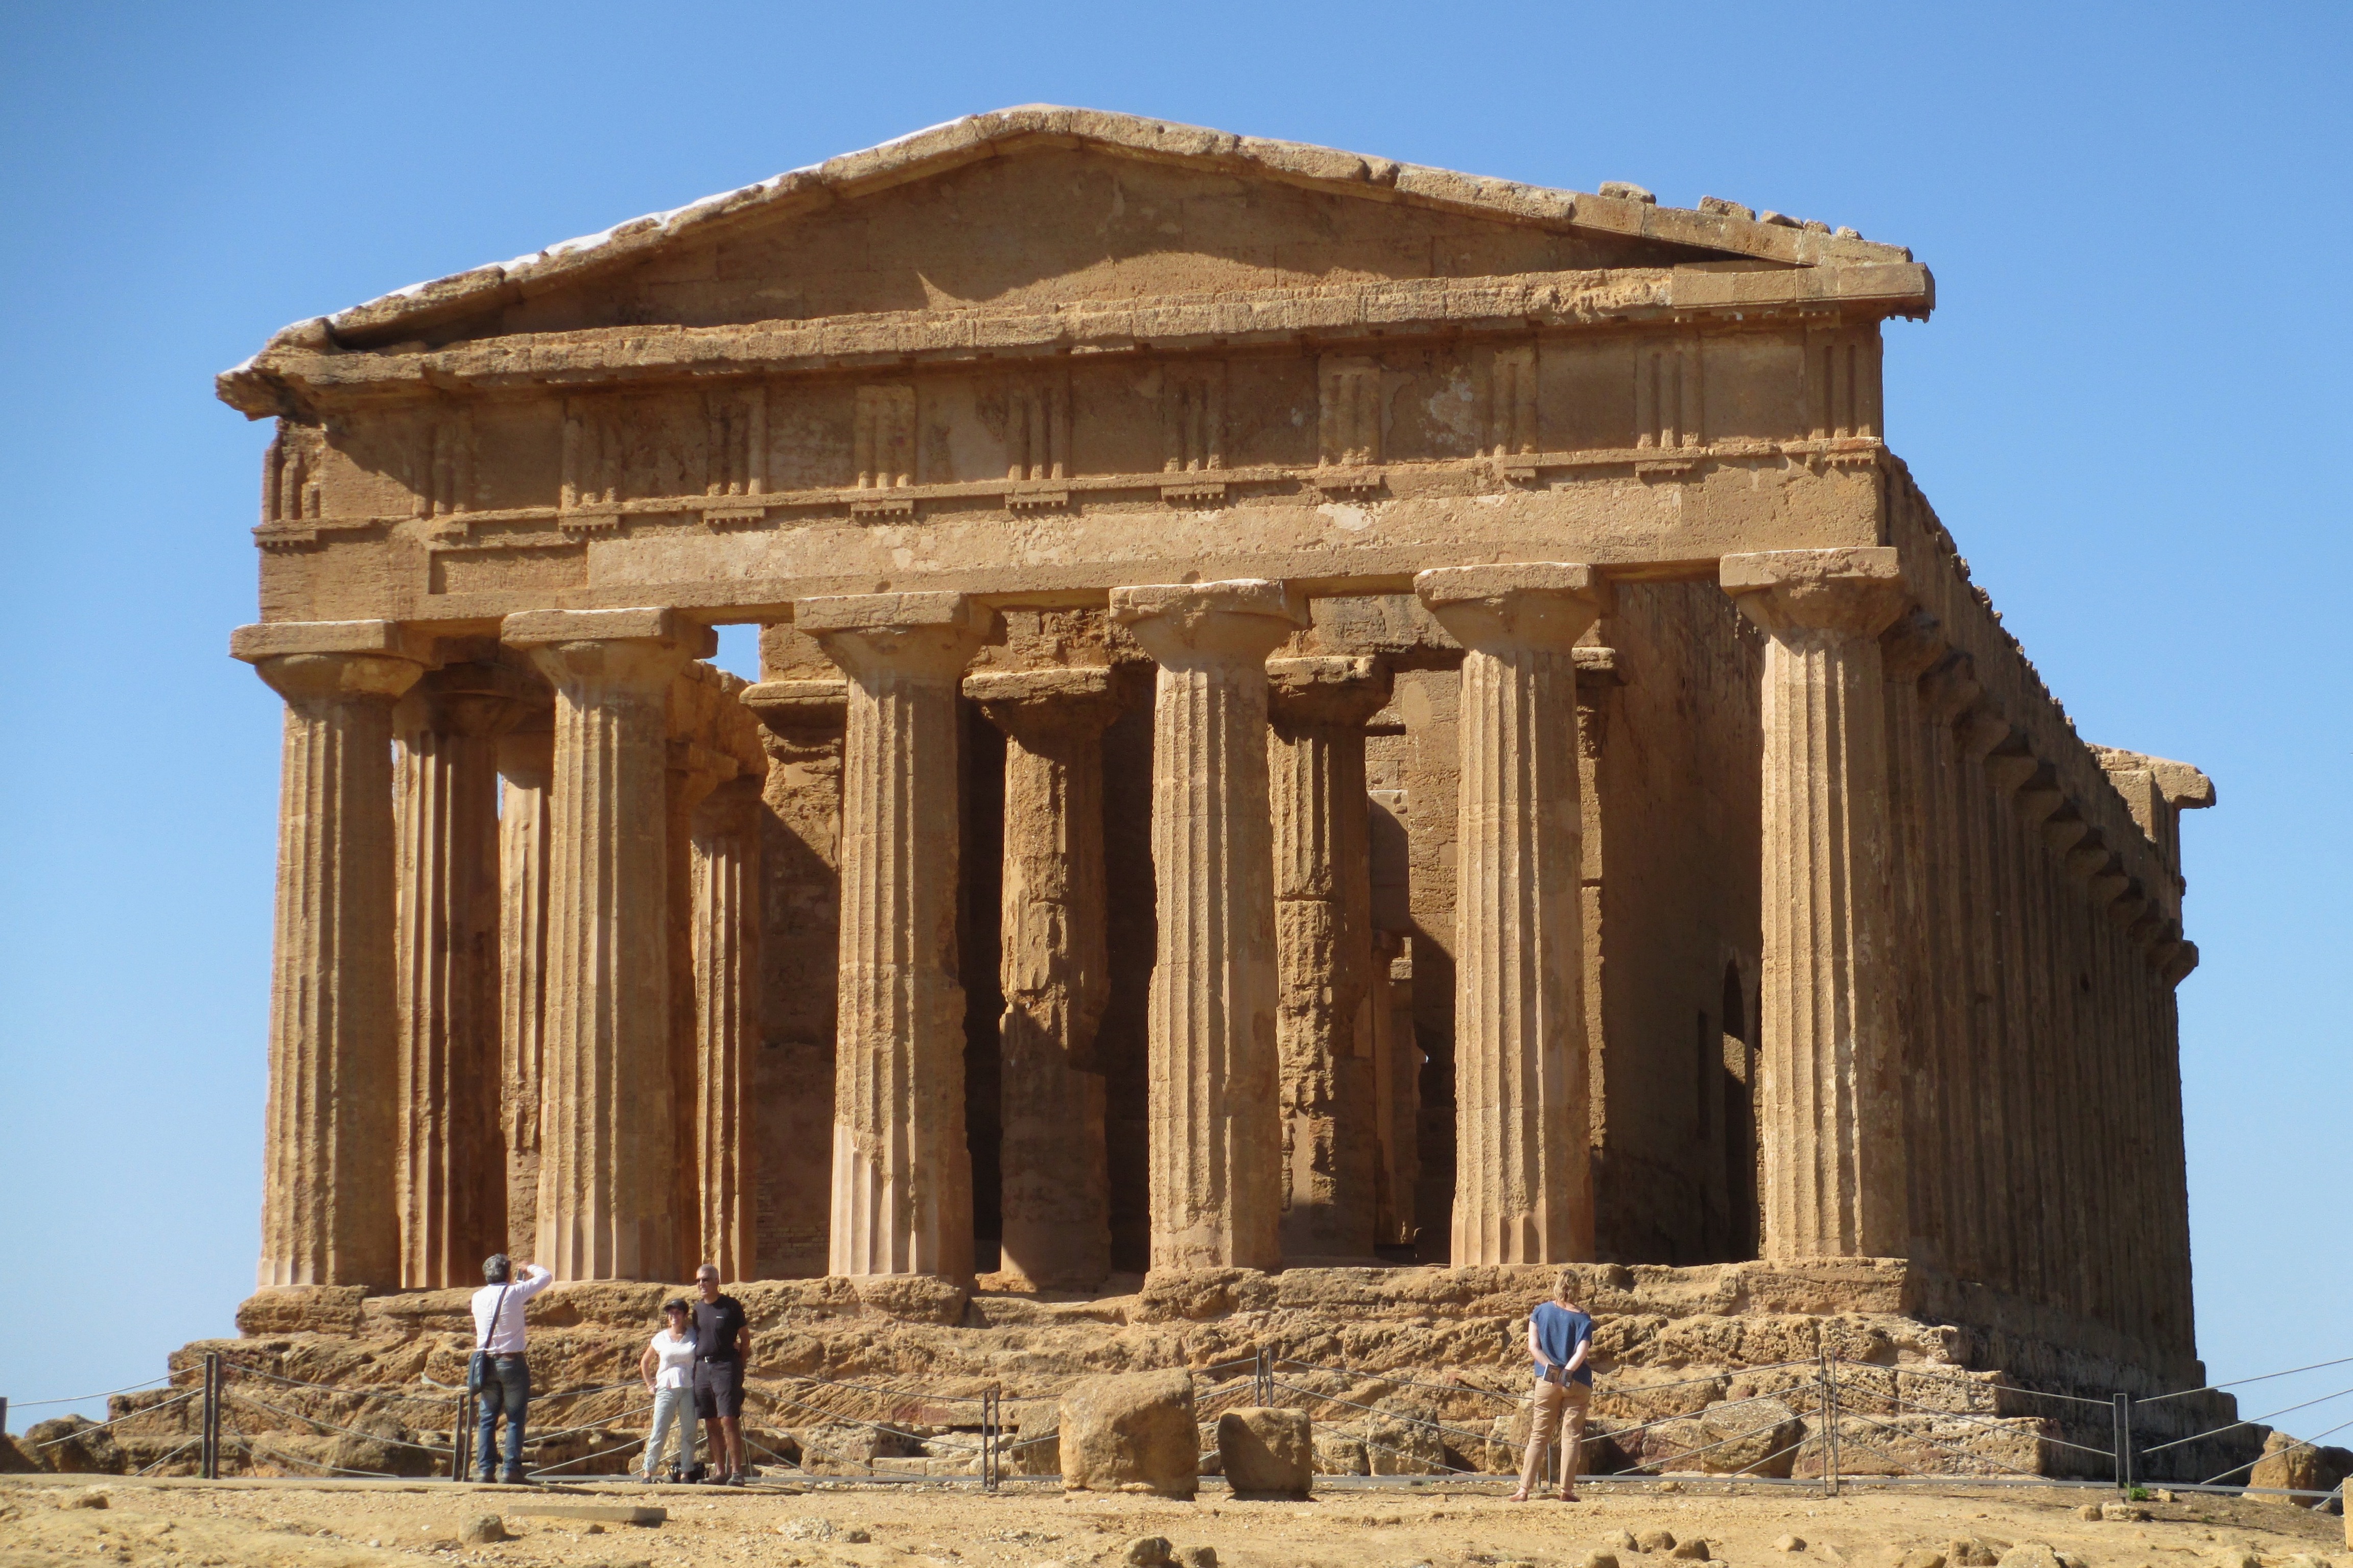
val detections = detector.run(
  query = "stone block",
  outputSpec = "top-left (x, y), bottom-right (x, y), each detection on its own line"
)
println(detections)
top-left (23, 1417), bottom-right (120, 1475)
top-left (1313, 1433), bottom-right (1368, 1475)
top-left (1696, 1396), bottom-right (1805, 1477)
top-left (1059, 1370), bottom-right (1197, 1497)
top-left (1363, 1414), bottom-right (1448, 1475)
top-left (331, 1412), bottom-right (434, 1478)
top-left (1216, 1408), bottom-right (1312, 1496)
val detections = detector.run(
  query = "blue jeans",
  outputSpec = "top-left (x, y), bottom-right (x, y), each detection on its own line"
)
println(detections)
top-left (475, 1355), bottom-right (530, 1481)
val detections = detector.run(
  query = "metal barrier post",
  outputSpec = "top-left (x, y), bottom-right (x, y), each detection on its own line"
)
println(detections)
top-left (982, 1389), bottom-right (998, 1493)
top-left (2113, 1392), bottom-right (2133, 1493)
top-left (1819, 1351), bottom-right (1841, 1498)
top-left (454, 1394), bottom-right (472, 1482)
top-left (201, 1355), bottom-right (221, 1480)
top-left (1255, 1347), bottom-right (1273, 1407)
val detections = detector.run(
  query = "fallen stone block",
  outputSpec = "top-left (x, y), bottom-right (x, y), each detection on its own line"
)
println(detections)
top-left (1059, 1370), bottom-right (1197, 1498)
top-left (1216, 1408), bottom-right (1311, 1496)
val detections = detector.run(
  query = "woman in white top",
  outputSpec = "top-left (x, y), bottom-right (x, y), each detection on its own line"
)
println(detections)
top-left (638, 1300), bottom-right (699, 1482)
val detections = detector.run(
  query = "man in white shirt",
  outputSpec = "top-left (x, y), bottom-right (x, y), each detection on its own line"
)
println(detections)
top-left (470, 1254), bottom-right (554, 1484)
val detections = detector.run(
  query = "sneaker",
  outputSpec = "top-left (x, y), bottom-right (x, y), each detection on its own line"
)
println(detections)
top-left (499, 1471), bottom-right (527, 1487)
top-left (725, 1471), bottom-right (746, 1487)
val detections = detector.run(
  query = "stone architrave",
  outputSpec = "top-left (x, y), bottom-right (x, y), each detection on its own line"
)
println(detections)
top-left (1721, 548), bottom-right (1912, 1260)
top-left (966, 665), bottom-right (1123, 1291)
top-left (501, 606), bottom-right (715, 1280)
top-left (1412, 564), bottom-right (1608, 1267)
top-left (691, 776), bottom-right (763, 1281)
top-left (1109, 580), bottom-right (1307, 1272)
top-left (392, 661), bottom-right (537, 1289)
top-left (799, 591), bottom-right (993, 1281)
top-left (231, 620), bottom-right (430, 1288)
top-left (495, 715), bottom-right (554, 1259)
top-left (1265, 654), bottom-right (1392, 1261)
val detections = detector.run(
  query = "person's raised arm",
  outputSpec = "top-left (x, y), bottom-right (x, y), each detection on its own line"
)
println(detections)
top-left (515, 1262), bottom-right (554, 1298)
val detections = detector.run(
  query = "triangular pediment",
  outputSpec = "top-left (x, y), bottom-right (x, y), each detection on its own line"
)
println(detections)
top-left (225, 106), bottom-right (1913, 396)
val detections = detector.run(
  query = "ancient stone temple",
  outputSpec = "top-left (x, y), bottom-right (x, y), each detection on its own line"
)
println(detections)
top-left (208, 108), bottom-right (2224, 1469)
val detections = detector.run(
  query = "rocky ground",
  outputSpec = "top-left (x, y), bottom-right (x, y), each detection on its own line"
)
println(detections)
top-left (1, 1472), bottom-right (2342, 1568)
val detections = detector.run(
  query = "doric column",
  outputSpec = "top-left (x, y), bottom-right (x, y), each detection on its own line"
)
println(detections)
top-left (392, 661), bottom-right (537, 1289)
top-left (1108, 580), bottom-right (1306, 1272)
top-left (668, 739), bottom-right (738, 1279)
top-left (1265, 654), bottom-right (1392, 1261)
top-left (1414, 564), bottom-right (1607, 1267)
top-left (1721, 548), bottom-right (1912, 1260)
top-left (801, 592), bottom-right (992, 1280)
top-left (692, 776), bottom-right (762, 1281)
top-left (740, 677), bottom-right (850, 1278)
top-left (495, 717), bottom-right (554, 1260)
top-left (967, 665), bottom-right (1123, 1290)
top-left (501, 607), bottom-right (714, 1280)
top-left (231, 621), bottom-right (430, 1288)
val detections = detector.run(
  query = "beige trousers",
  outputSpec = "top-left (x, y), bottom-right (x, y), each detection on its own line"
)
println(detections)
top-left (1518, 1377), bottom-right (1590, 1495)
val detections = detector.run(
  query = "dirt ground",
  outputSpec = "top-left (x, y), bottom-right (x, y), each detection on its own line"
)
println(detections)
top-left (1, 1475), bottom-right (2342, 1568)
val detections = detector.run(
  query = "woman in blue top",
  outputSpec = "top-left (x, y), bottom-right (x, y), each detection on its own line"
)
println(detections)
top-left (1514, 1269), bottom-right (1595, 1502)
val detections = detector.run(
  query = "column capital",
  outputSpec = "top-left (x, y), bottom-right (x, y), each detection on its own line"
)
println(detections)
top-left (402, 660), bottom-right (547, 739)
top-left (798, 591), bottom-right (995, 681)
top-left (1879, 609), bottom-right (1948, 683)
top-left (1917, 652), bottom-right (1983, 724)
top-left (234, 620), bottom-right (431, 706)
top-left (1266, 655), bottom-right (1392, 729)
top-left (1413, 562), bottom-right (1608, 654)
top-left (741, 678), bottom-right (850, 736)
top-left (503, 607), bottom-right (716, 694)
top-left (965, 665), bottom-right (1125, 742)
top-left (1109, 579), bottom-right (1306, 670)
top-left (1722, 547), bottom-right (1909, 640)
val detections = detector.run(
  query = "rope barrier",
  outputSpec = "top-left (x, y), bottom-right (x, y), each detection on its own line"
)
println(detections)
top-left (134, 1435), bottom-right (204, 1477)
top-left (222, 1390), bottom-right (448, 1454)
top-left (29, 1389), bottom-right (200, 1447)
top-left (1839, 1361), bottom-right (2117, 1410)
top-left (2198, 1413), bottom-right (2353, 1489)
top-left (2139, 1382), bottom-right (2353, 1458)
top-left (2137, 1355), bottom-right (2353, 1405)
top-left (6, 1377), bottom-right (175, 1410)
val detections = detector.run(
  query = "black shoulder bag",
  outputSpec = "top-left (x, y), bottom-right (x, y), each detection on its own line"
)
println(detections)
top-left (468, 1284), bottom-right (513, 1394)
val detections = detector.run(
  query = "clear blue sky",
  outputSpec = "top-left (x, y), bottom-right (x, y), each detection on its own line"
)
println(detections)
top-left (2, 1), bottom-right (2345, 1454)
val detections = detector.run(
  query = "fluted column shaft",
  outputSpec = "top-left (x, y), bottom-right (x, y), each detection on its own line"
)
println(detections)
top-left (741, 678), bottom-right (851, 1279)
top-left (1267, 655), bottom-right (1392, 1261)
top-left (496, 720), bottom-right (554, 1258)
top-left (692, 777), bottom-right (762, 1281)
top-left (504, 607), bottom-right (712, 1280)
top-left (969, 666), bottom-right (1122, 1290)
top-left (1416, 564), bottom-right (1606, 1266)
top-left (234, 625), bottom-right (428, 1288)
top-left (804, 592), bottom-right (992, 1280)
top-left (1723, 549), bottom-right (1912, 1260)
top-left (393, 664), bottom-right (533, 1288)
top-left (1110, 580), bottom-right (1306, 1272)
top-left (668, 741), bottom-right (737, 1279)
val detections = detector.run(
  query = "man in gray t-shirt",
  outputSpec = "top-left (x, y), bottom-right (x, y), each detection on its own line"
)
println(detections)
top-left (1513, 1269), bottom-right (1595, 1502)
